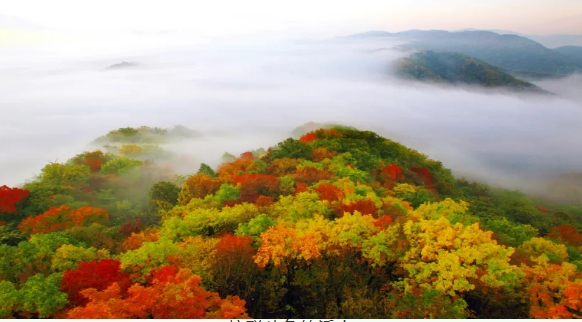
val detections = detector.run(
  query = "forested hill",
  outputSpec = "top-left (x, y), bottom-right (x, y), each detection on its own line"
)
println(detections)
top-left (350, 30), bottom-right (582, 75)
top-left (1, 125), bottom-right (582, 319)
top-left (396, 51), bottom-right (549, 93)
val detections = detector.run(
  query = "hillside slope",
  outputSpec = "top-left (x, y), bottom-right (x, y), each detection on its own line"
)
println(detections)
top-left (396, 51), bottom-right (549, 93)
top-left (554, 46), bottom-right (582, 65)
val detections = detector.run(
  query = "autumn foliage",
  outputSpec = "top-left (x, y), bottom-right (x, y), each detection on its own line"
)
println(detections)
top-left (179, 173), bottom-right (222, 204)
top-left (254, 195), bottom-right (275, 207)
top-left (122, 228), bottom-right (160, 251)
top-left (266, 158), bottom-right (301, 176)
top-left (18, 206), bottom-right (109, 234)
top-left (61, 259), bottom-right (131, 306)
top-left (216, 234), bottom-right (254, 258)
top-left (69, 150), bottom-right (115, 173)
top-left (311, 147), bottom-right (335, 162)
top-left (342, 198), bottom-right (379, 217)
top-left (313, 128), bottom-right (343, 138)
top-left (315, 183), bottom-right (344, 202)
top-left (547, 225), bottom-right (582, 247)
top-left (293, 166), bottom-right (334, 185)
top-left (4, 125), bottom-right (582, 319)
top-left (215, 234), bottom-right (257, 279)
top-left (411, 165), bottom-right (436, 190)
top-left (522, 256), bottom-right (582, 319)
top-left (217, 159), bottom-right (255, 183)
top-left (299, 133), bottom-right (317, 143)
top-left (375, 164), bottom-right (404, 187)
top-left (234, 174), bottom-right (280, 203)
top-left (0, 185), bottom-right (29, 213)
top-left (239, 152), bottom-right (258, 161)
top-left (374, 215), bottom-right (394, 228)
top-left (66, 268), bottom-right (249, 319)
top-left (295, 182), bottom-right (309, 193)
top-left (119, 217), bottom-right (146, 236)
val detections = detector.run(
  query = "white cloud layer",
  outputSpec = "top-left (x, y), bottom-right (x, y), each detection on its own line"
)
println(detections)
top-left (0, 34), bottom-right (581, 196)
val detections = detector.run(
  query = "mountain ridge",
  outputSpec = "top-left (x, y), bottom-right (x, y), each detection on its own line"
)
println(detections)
top-left (349, 29), bottom-right (582, 75)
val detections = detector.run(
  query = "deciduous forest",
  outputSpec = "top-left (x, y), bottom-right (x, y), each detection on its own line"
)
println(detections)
top-left (1, 125), bottom-right (581, 319)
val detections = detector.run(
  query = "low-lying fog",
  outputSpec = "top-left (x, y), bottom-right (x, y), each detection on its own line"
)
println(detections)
top-left (1, 33), bottom-right (581, 196)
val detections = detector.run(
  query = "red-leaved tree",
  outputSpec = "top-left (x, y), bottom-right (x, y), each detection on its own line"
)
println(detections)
top-left (0, 185), bottom-right (29, 213)
top-left (299, 133), bottom-right (317, 143)
top-left (18, 206), bottom-right (109, 235)
top-left (61, 259), bottom-right (131, 306)
top-left (411, 165), bottom-right (436, 191)
top-left (374, 164), bottom-right (404, 189)
top-left (314, 183), bottom-right (344, 202)
top-left (342, 199), bottom-right (379, 217)
top-left (547, 225), bottom-right (582, 247)
top-left (374, 215), bottom-right (394, 229)
top-left (234, 174), bottom-right (280, 203)
top-left (66, 268), bottom-right (249, 319)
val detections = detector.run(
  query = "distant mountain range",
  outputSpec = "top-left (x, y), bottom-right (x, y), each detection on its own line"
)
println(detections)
top-left (349, 30), bottom-right (582, 76)
top-left (455, 29), bottom-right (582, 48)
top-left (396, 51), bottom-right (549, 94)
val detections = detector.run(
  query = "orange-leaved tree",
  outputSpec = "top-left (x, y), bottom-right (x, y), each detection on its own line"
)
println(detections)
top-left (314, 183), bottom-right (344, 203)
top-left (18, 206), bottom-right (109, 235)
top-left (521, 255), bottom-right (582, 318)
top-left (177, 173), bottom-right (222, 205)
top-left (66, 267), bottom-right (249, 319)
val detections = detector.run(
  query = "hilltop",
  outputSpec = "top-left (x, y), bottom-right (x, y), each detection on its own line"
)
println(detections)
top-left (396, 51), bottom-right (549, 93)
top-left (1, 125), bottom-right (582, 319)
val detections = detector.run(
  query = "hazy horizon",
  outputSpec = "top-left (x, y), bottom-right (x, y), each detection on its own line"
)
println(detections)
top-left (1, 0), bottom-right (582, 39)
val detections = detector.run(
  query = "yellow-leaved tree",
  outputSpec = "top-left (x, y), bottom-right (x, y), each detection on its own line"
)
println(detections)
top-left (400, 217), bottom-right (522, 296)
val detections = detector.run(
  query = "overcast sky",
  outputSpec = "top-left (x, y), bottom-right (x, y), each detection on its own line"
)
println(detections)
top-left (1, 0), bottom-right (581, 38)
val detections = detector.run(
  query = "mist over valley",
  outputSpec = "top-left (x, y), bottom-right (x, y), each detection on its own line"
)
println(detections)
top-left (1, 33), bottom-right (581, 199)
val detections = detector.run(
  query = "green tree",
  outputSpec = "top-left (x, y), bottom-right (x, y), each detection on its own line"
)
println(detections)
top-left (150, 181), bottom-right (180, 211)
top-left (197, 163), bottom-right (218, 178)
top-left (19, 273), bottom-right (69, 318)
top-left (100, 158), bottom-right (144, 176)
top-left (0, 281), bottom-right (21, 318)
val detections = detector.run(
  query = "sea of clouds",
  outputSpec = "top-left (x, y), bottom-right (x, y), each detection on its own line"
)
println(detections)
top-left (1, 32), bottom-right (581, 196)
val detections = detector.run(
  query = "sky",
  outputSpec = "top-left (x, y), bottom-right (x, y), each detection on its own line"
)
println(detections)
top-left (1, 0), bottom-right (582, 38)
